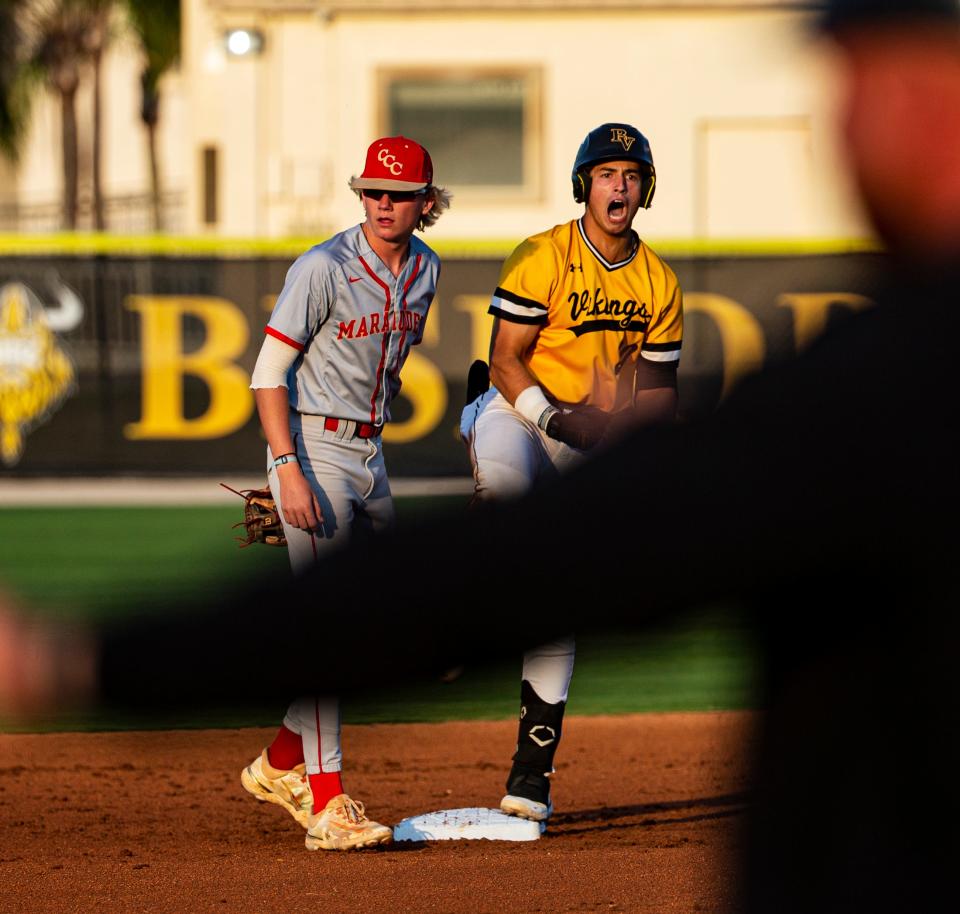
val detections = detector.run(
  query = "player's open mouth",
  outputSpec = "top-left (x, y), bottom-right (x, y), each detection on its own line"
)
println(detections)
top-left (608, 200), bottom-right (627, 219)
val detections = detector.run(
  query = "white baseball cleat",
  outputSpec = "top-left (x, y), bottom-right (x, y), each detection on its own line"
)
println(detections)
top-left (241, 749), bottom-right (313, 828)
top-left (305, 794), bottom-right (393, 851)
top-left (500, 764), bottom-right (554, 822)
top-left (500, 793), bottom-right (554, 822)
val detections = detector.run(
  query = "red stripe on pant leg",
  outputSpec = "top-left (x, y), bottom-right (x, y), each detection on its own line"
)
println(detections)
top-left (310, 699), bottom-right (344, 808)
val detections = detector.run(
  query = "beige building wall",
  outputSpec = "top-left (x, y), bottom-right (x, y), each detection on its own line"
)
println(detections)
top-left (2, 1), bottom-right (870, 244)
top-left (6, 89), bottom-right (61, 212)
top-left (184, 0), bottom-right (869, 243)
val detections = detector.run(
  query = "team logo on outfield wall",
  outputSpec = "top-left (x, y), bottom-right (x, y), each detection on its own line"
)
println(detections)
top-left (0, 279), bottom-right (83, 467)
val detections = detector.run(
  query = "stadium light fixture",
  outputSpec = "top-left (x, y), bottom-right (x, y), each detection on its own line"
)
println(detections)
top-left (224, 28), bottom-right (265, 58)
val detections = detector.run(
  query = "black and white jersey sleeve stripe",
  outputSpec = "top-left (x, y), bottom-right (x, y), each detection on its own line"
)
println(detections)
top-left (641, 340), bottom-right (682, 363)
top-left (488, 287), bottom-right (549, 325)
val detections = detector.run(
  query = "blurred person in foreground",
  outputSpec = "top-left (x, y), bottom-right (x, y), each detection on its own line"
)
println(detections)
top-left (737, 2), bottom-right (960, 909)
top-left (3, 1), bottom-right (959, 908)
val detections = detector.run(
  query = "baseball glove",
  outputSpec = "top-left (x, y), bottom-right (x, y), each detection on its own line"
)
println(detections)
top-left (544, 405), bottom-right (611, 450)
top-left (220, 483), bottom-right (287, 548)
top-left (466, 358), bottom-right (490, 404)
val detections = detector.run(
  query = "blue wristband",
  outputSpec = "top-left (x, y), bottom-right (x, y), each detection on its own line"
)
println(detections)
top-left (272, 453), bottom-right (298, 468)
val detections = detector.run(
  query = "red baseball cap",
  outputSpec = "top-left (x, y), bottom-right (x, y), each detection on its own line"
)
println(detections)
top-left (350, 136), bottom-right (434, 192)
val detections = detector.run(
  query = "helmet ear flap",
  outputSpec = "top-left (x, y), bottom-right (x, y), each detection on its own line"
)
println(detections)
top-left (572, 171), bottom-right (589, 204)
top-left (641, 170), bottom-right (656, 209)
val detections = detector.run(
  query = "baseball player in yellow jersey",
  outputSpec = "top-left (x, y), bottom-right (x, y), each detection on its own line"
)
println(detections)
top-left (461, 122), bottom-right (682, 823)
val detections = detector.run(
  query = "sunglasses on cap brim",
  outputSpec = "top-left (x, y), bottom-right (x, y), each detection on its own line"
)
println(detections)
top-left (361, 188), bottom-right (427, 203)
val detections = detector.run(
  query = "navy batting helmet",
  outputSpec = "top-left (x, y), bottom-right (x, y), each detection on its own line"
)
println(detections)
top-left (572, 123), bottom-right (656, 207)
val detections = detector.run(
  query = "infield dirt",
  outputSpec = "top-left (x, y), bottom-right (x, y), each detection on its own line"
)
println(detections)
top-left (0, 711), bottom-right (754, 914)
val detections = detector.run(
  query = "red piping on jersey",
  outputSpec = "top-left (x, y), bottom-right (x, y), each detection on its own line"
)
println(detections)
top-left (264, 325), bottom-right (306, 352)
top-left (358, 255), bottom-right (392, 424)
top-left (393, 253), bottom-right (422, 377)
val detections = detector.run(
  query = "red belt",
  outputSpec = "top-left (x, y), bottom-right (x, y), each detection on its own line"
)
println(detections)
top-left (323, 416), bottom-right (382, 439)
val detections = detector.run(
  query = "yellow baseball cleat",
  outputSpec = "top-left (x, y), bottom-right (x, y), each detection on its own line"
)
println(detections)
top-left (241, 749), bottom-right (313, 828)
top-left (305, 794), bottom-right (393, 851)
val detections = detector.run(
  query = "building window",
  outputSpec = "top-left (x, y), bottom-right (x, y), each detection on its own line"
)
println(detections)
top-left (202, 146), bottom-right (218, 226)
top-left (380, 69), bottom-right (542, 198)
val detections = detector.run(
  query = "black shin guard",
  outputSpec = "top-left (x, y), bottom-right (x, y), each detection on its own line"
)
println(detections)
top-left (505, 680), bottom-right (566, 800)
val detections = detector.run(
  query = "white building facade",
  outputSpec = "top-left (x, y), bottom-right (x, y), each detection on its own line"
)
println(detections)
top-left (2, 0), bottom-right (872, 247)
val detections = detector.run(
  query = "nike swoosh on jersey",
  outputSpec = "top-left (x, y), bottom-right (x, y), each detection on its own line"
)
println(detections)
top-left (348, 276), bottom-right (362, 283)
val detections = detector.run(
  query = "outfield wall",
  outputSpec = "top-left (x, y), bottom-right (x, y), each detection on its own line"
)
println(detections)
top-left (0, 242), bottom-right (881, 477)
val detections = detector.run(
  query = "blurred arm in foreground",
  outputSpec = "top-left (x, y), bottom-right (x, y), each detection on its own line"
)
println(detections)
top-left (0, 590), bottom-right (96, 720)
top-left (5, 3), bottom-right (960, 722)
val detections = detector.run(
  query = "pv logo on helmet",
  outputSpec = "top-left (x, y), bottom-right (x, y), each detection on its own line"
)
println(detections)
top-left (377, 147), bottom-right (403, 175)
top-left (0, 279), bottom-right (83, 466)
top-left (610, 128), bottom-right (636, 151)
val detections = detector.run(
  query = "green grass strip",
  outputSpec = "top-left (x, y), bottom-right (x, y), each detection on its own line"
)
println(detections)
top-left (0, 498), bottom-right (462, 619)
top-left (0, 502), bottom-right (759, 732)
top-left (1, 614), bottom-right (759, 734)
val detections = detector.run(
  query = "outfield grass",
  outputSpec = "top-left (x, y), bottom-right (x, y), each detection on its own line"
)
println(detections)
top-left (342, 616), bottom-right (758, 723)
top-left (0, 500), bottom-right (759, 731)
top-left (0, 498), bottom-right (460, 619)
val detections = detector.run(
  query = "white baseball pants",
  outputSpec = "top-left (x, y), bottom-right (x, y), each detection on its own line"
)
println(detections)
top-left (462, 389), bottom-right (579, 704)
top-left (268, 414), bottom-right (394, 774)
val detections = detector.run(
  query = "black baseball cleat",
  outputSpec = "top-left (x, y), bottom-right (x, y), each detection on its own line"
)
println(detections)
top-left (465, 359), bottom-right (490, 405)
top-left (500, 763), bottom-right (553, 822)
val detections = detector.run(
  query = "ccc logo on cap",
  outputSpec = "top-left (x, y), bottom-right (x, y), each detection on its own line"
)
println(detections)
top-left (610, 128), bottom-right (636, 151)
top-left (377, 147), bottom-right (403, 175)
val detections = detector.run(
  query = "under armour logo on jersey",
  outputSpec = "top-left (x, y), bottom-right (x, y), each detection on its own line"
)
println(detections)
top-left (569, 263), bottom-right (583, 273)
top-left (610, 128), bottom-right (636, 151)
top-left (527, 725), bottom-right (556, 748)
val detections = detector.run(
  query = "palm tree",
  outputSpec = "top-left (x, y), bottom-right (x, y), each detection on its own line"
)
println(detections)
top-left (0, 1), bottom-right (30, 162)
top-left (0, 1), bottom-right (118, 230)
top-left (124, 0), bottom-right (179, 232)
top-left (2, 1), bottom-right (101, 230)
top-left (83, 0), bottom-right (112, 230)
top-left (2, 0), bottom-right (174, 232)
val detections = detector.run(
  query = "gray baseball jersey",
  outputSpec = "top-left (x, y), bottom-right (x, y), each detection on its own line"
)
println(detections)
top-left (265, 223), bottom-right (440, 424)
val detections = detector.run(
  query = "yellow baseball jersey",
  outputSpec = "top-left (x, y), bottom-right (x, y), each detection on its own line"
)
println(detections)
top-left (489, 218), bottom-right (683, 411)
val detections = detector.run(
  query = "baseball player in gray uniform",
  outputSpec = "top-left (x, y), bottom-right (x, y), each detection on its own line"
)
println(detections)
top-left (240, 136), bottom-right (449, 851)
